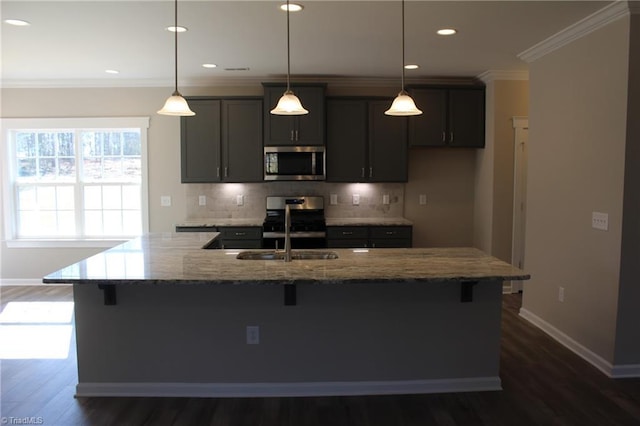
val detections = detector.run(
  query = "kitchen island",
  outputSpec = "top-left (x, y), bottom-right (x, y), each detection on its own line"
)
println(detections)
top-left (44, 232), bottom-right (529, 398)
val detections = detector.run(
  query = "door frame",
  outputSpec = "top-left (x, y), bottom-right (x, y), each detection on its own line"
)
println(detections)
top-left (511, 117), bottom-right (529, 293)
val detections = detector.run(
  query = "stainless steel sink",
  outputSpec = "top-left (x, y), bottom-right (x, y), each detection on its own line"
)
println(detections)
top-left (236, 250), bottom-right (338, 260)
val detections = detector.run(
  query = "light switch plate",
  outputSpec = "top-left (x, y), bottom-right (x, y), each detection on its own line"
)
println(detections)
top-left (382, 194), bottom-right (390, 205)
top-left (592, 211), bottom-right (608, 231)
top-left (352, 194), bottom-right (360, 205)
top-left (330, 194), bottom-right (338, 205)
top-left (419, 194), bottom-right (427, 205)
top-left (160, 196), bottom-right (171, 207)
top-left (198, 195), bottom-right (206, 206)
top-left (236, 194), bottom-right (244, 206)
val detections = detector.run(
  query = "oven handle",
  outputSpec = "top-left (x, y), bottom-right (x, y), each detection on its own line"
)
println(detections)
top-left (263, 231), bottom-right (326, 239)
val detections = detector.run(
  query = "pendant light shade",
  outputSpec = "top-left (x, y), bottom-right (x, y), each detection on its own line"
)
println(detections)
top-left (158, 0), bottom-right (195, 116)
top-left (385, 0), bottom-right (422, 117)
top-left (271, 0), bottom-right (308, 115)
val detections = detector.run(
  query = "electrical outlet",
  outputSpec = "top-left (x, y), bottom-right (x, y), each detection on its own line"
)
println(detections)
top-left (330, 194), bottom-right (338, 205)
top-left (382, 194), bottom-right (390, 205)
top-left (352, 194), bottom-right (360, 205)
top-left (558, 287), bottom-right (565, 302)
top-left (246, 326), bottom-right (259, 345)
top-left (592, 212), bottom-right (609, 231)
top-left (160, 196), bottom-right (171, 207)
top-left (198, 195), bottom-right (206, 206)
top-left (236, 194), bottom-right (244, 206)
top-left (419, 194), bottom-right (427, 205)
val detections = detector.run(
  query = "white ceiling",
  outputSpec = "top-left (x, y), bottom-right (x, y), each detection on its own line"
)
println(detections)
top-left (1, 1), bottom-right (612, 88)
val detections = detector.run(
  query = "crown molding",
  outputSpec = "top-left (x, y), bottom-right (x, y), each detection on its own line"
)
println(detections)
top-left (518, 1), bottom-right (632, 63)
top-left (477, 70), bottom-right (529, 83)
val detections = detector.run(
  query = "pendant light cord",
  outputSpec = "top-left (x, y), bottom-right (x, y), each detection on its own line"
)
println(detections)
top-left (173, 0), bottom-right (179, 95)
top-left (401, 0), bottom-right (406, 93)
top-left (286, 0), bottom-right (291, 91)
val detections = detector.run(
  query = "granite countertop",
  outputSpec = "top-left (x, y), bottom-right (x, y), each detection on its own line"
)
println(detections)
top-left (325, 217), bottom-right (413, 226)
top-left (43, 232), bottom-right (529, 285)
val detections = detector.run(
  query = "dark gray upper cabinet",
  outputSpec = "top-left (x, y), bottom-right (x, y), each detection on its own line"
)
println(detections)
top-left (263, 84), bottom-right (326, 146)
top-left (326, 98), bottom-right (408, 182)
top-left (408, 87), bottom-right (485, 148)
top-left (181, 98), bottom-right (263, 183)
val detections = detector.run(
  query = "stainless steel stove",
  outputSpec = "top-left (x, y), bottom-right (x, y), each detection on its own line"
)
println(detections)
top-left (262, 196), bottom-right (327, 249)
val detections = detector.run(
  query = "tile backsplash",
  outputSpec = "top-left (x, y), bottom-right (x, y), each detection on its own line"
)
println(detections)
top-left (185, 182), bottom-right (405, 219)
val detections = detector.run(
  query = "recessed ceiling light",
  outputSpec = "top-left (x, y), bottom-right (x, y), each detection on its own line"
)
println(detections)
top-left (105, 69), bottom-right (119, 74)
top-left (437, 28), bottom-right (457, 36)
top-left (4, 19), bottom-right (31, 26)
top-left (280, 3), bottom-right (303, 12)
top-left (202, 63), bottom-right (218, 69)
top-left (404, 64), bottom-right (419, 70)
top-left (166, 26), bottom-right (188, 33)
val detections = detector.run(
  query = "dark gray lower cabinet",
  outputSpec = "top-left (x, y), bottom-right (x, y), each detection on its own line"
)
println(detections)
top-left (181, 98), bottom-right (263, 183)
top-left (327, 98), bottom-right (408, 182)
top-left (175, 226), bottom-right (262, 249)
top-left (327, 225), bottom-right (412, 248)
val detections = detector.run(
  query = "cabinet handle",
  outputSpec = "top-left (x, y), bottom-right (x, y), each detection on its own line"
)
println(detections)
top-left (235, 232), bottom-right (246, 236)
top-left (361, 168), bottom-right (365, 178)
top-left (386, 231), bottom-right (396, 235)
top-left (442, 132), bottom-right (446, 142)
top-left (216, 167), bottom-right (220, 178)
top-left (290, 130), bottom-right (294, 141)
top-left (342, 231), bottom-right (353, 235)
top-left (450, 132), bottom-right (454, 143)
top-left (369, 167), bottom-right (373, 178)
top-left (224, 167), bottom-right (228, 178)
top-left (295, 130), bottom-right (299, 141)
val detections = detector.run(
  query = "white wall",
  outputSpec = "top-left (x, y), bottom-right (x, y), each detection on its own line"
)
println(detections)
top-left (523, 16), bottom-right (630, 364)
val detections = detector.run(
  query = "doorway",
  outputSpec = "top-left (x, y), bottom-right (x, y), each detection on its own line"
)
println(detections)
top-left (511, 117), bottom-right (528, 293)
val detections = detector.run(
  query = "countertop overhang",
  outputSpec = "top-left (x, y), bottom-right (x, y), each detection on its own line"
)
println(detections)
top-left (43, 232), bottom-right (530, 286)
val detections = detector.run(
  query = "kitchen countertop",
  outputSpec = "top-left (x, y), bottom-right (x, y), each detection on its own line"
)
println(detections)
top-left (175, 217), bottom-right (413, 228)
top-left (43, 232), bottom-right (529, 285)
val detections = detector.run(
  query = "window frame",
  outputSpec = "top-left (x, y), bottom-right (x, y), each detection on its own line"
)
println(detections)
top-left (2, 117), bottom-right (150, 248)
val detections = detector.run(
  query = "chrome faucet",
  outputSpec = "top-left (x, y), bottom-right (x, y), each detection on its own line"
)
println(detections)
top-left (283, 204), bottom-right (292, 262)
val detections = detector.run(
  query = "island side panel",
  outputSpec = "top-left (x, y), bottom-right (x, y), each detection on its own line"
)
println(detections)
top-left (73, 280), bottom-right (502, 395)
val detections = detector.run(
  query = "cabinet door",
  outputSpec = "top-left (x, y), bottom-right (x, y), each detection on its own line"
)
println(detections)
top-left (263, 86), bottom-right (295, 145)
top-left (294, 86), bottom-right (325, 146)
top-left (368, 101), bottom-right (408, 182)
top-left (408, 88), bottom-right (447, 147)
top-left (263, 85), bottom-right (325, 146)
top-left (181, 100), bottom-right (221, 182)
top-left (326, 100), bottom-right (368, 181)
top-left (222, 99), bottom-right (263, 182)
top-left (448, 89), bottom-right (485, 148)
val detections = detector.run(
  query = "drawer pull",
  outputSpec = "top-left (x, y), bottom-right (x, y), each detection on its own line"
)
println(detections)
top-left (235, 232), bottom-right (246, 236)
top-left (386, 231), bottom-right (396, 235)
top-left (342, 231), bottom-right (353, 235)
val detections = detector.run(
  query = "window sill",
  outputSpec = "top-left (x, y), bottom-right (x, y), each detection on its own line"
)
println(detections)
top-left (4, 239), bottom-right (128, 249)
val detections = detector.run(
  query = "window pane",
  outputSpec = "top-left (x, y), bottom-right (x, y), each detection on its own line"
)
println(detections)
top-left (123, 131), bottom-right (141, 155)
top-left (18, 211), bottom-right (38, 236)
top-left (57, 186), bottom-right (75, 210)
top-left (83, 158), bottom-right (103, 180)
top-left (57, 133), bottom-right (74, 156)
top-left (84, 186), bottom-right (102, 209)
top-left (58, 158), bottom-right (76, 178)
top-left (17, 159), bottom-right (37, 178)
top-left (103, 158), bottom-right (123, 180)
top-left (37, 187), bottom-right (56, 210)
top-left (122, 211), bottom-right (141, 235)
top-left (37, 211), bottom-right (58, 236)
top-left (103, 133), bottom-right (122, 156)
top-left (38, 158), bottom-right (56, 179)
top-left (103, 211), bottom-right (122, 235)
top-left (37, 133), bottom-right (56, 157)
top-left (82, 133), bottom-right (102, 156)
top-left (122, 186), bottom-right (141, 209)
top-left (57, 211), bottom-right (76, 235)
top-left (16, 133), bottom-right (36, 158)
top-left (102, 186), bottom-right (122, 210)
top-left (17, 187), bottom-right (37, 210)
top-left (84, 211), bottom-right (103, 235)
top-left (123, 157), bottom-right (141, 180)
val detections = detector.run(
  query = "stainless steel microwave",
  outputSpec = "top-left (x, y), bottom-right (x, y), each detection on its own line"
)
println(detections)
top-left (264, 146), bottom-right (326, 181)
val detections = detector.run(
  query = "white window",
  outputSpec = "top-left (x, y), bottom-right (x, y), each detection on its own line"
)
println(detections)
top-left (2, 117), bottom-right (149, 247)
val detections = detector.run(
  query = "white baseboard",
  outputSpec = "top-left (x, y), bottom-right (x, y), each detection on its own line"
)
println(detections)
top-left (76, 377), bottom-right (502, 398)
top-left (519, 308), bottom-right (640, 378)
top-left (0, 278), bottom-right (52, 286)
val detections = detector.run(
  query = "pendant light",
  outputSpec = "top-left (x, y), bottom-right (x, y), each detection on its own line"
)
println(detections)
top-left (385, 0), bottom-right (422, 116)
top-left (271, 0), bottom-right (308, 115)
top-left (158, 0), bottom-right (195, 116)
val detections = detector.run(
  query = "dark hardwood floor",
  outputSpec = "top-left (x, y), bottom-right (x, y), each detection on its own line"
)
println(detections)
top-left (1, 285), bottom-right (639, 426)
